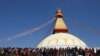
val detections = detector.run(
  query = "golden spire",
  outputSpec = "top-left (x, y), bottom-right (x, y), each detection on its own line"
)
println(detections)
top-left (53, 9), bottom-right (68, 34)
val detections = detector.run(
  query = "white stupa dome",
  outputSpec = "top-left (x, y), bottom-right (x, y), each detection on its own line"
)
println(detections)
top-left (37, 33), bottom-right (87, 48)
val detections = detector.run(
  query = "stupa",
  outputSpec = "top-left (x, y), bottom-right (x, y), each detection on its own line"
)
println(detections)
top-left (37, 9), bottom-right (87, 48)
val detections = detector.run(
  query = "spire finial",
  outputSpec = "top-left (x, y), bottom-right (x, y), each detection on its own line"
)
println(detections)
top-left (55, 8), bottom-right (63, 18)
top-left (57, 8), bottom-right (62, 12)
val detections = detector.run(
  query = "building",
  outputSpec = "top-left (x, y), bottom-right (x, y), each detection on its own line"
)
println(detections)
top-left (37, 9), bottom-right (87, 48)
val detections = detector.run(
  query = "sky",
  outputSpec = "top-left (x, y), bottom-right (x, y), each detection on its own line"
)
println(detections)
top-left (0, 0), bottom-right (100, 48)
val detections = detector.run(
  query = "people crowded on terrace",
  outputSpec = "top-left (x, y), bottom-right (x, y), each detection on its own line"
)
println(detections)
top-left (0, 47), bottom-right (100, 56)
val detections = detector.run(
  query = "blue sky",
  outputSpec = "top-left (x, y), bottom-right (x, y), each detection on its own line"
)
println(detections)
top-left (0, 0), bottom-right (100, 48)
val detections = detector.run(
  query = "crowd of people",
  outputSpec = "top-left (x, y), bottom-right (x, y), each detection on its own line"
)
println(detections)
top-left (0, 47), bottom-right (100, 56)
